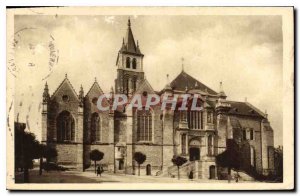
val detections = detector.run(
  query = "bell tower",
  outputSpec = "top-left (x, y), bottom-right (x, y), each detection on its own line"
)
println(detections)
top-left (115, 19), bottom-right (145, 96)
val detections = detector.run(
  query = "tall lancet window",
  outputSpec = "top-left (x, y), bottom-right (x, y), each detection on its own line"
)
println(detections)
top-left (132, 77), bottom-right (137, 92)
top-left (126, 57), bottom-right (131, 68)
top-left (91, 113), bottom-right (101, 142)
top-left (188, 111), bottom-right (203, 130)
top-left (123, 77), bottom-right (129, 95)
top-left (137, 108), bottom-right (153, 142)
top-left (132, 58), bottom-right (137, 69)
top-left (57, 111), bottom-right (75, 142)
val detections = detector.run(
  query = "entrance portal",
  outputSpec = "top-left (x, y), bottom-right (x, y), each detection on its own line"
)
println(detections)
top-left (209, 165), bottom-right (216, 179)
top-left (189, 147), bottom-right (200, 161)
top-left (118, 159), bottom-right (124, 170)
top-left (146, 164), bottom-right (151, 175)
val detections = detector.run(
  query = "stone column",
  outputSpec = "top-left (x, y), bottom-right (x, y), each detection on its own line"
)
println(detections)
top-left (186, 134), bottom-right (189, 155)
top-left (162, 109), bottom-right (175, 170)
top-left (41, 103), bottom-right (48, 143)
top-left (261, 119), bottom-right (274, 174)
top-left (125, 107), bottom-right (134, 174)
top-left (108, 112), bottom-right (115, 172)
top-left (76, 106), bottom-right (84, 171)
top-left (216, 114), bottom-right (227, 154)
top-left (206, 134), bottom-right (209, 156)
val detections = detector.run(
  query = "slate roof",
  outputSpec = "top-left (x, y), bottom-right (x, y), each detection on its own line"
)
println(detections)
top-left (227, 101), bottom-right (265, 118)
top-left (169, 71), bottom-right (217, 95)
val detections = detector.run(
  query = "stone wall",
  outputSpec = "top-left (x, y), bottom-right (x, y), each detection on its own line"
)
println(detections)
top-left (235, 115), bottom-right (263, 173)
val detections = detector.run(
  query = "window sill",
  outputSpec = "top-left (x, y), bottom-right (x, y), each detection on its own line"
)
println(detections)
top-left (56, 140), bottom-right (76, 144)
top-left (136, 141), bottom-right (154, 145)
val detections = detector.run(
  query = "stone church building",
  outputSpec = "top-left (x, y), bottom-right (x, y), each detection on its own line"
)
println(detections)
top-left (41, 19), bottom-right (275, 179)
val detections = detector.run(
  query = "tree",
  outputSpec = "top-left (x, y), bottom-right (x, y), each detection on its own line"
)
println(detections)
top-left (133, 152), bottom-right (146, 176)
top-left (216, 139), bottom-right (241, 182)
top-left (15, 123), bottom-right (40, 182)
top-left (171, 155), bottom-right (187, 180)
top-left (274, 146), bottom-right (283, 182)
top-left (90, 150), bottom-right (104, 173)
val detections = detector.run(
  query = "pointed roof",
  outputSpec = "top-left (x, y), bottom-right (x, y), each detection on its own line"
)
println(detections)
top-left (86, 79), bottom-right (104, 96)
top-left (85, 79), bottom-right (110, 107)
top-left (51, 75), bottom-right (79, 100)
top-left (133, 78), bottom-right (156, 96)
top-left (119, 19), bottom-right (143, 56)
top-left (169, 71), bottom-right (217, 95)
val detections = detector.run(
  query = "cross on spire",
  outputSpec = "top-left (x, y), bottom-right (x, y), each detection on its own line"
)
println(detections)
top-left (128, 18), bottom-right (131, 27)
top-left (181, 57), bottom-right (185, 71)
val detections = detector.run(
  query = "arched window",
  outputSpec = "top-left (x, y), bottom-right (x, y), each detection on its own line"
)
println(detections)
top-left (91, 112), bottom-right (100, 142)
top-left (126, 57), bottom-right (130, 68)
top-left (250, 146), bottom-right (255, 167)
top-left (57, 111), bottom-right (75, 142)
top-left (132, 58), bottom-right (137, 69)
top-left (137, 108), bottom-right (152, 141)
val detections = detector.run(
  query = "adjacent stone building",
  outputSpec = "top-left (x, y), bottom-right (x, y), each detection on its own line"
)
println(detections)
top-left (41, 19), bottom-right (275, 179)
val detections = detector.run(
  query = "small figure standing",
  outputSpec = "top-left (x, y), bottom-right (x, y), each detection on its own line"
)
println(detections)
top-left (228, 173), bottom-right (231, 183)
top-left (188, 170), bottom-right (194, 180)
top-left (97, 165), bottom-right (101, 177)
top-left (234, 172), bottom-right (240, 183)
top-left (100, 165), bottom-right (104, 175)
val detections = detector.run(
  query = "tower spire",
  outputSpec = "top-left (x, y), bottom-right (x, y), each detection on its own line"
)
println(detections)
top-left (78, 85), bottom-right (84, 107)
top-left (128, 18), bottom-right (131, 27)
top-left (120, 17), bottom-right (142, 55)
top-left (218, 81), bottom-right (226, 99)
top-left (43, 82), bottom-right (50, 103)
top-left (164, 74), bottom-right (172, 92)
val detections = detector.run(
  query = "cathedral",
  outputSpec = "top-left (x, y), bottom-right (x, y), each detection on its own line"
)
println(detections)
top-left (41, 19), bottom-right (275, 179)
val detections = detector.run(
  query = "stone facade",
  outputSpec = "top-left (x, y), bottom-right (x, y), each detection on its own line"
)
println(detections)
top-left (41, 19), bottom-right (275, 179)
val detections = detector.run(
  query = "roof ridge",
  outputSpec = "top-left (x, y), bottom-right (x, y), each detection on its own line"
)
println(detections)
top-left (245, 102), bottom-right (266, 118)
top-left (169, 70), bottom-right (217, 94)
top-left (227, 100), bottom-right (245, 103)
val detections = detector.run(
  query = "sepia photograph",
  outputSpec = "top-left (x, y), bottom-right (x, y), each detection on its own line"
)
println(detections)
top-left (6, 6), bottom-right (294, 190)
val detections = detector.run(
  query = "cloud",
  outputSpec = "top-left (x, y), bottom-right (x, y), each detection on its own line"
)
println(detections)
top-left (13, 15), bottom-right (283, 146)
top-left (104, 16), bottom-right (115, 24)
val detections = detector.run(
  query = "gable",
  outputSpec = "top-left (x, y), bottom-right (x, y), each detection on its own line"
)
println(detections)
top-left (134, 79), bottom-right (155, 96)
top-left (51, 78), bottom-right (78, 101)
top-left (86, 81), bottom-right (104, 98)
top-left (85, 81), bottom-right (109, 110)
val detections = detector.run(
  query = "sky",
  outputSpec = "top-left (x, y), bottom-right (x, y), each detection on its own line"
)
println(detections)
top-left (11, 14), bottom-right (283, 145)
